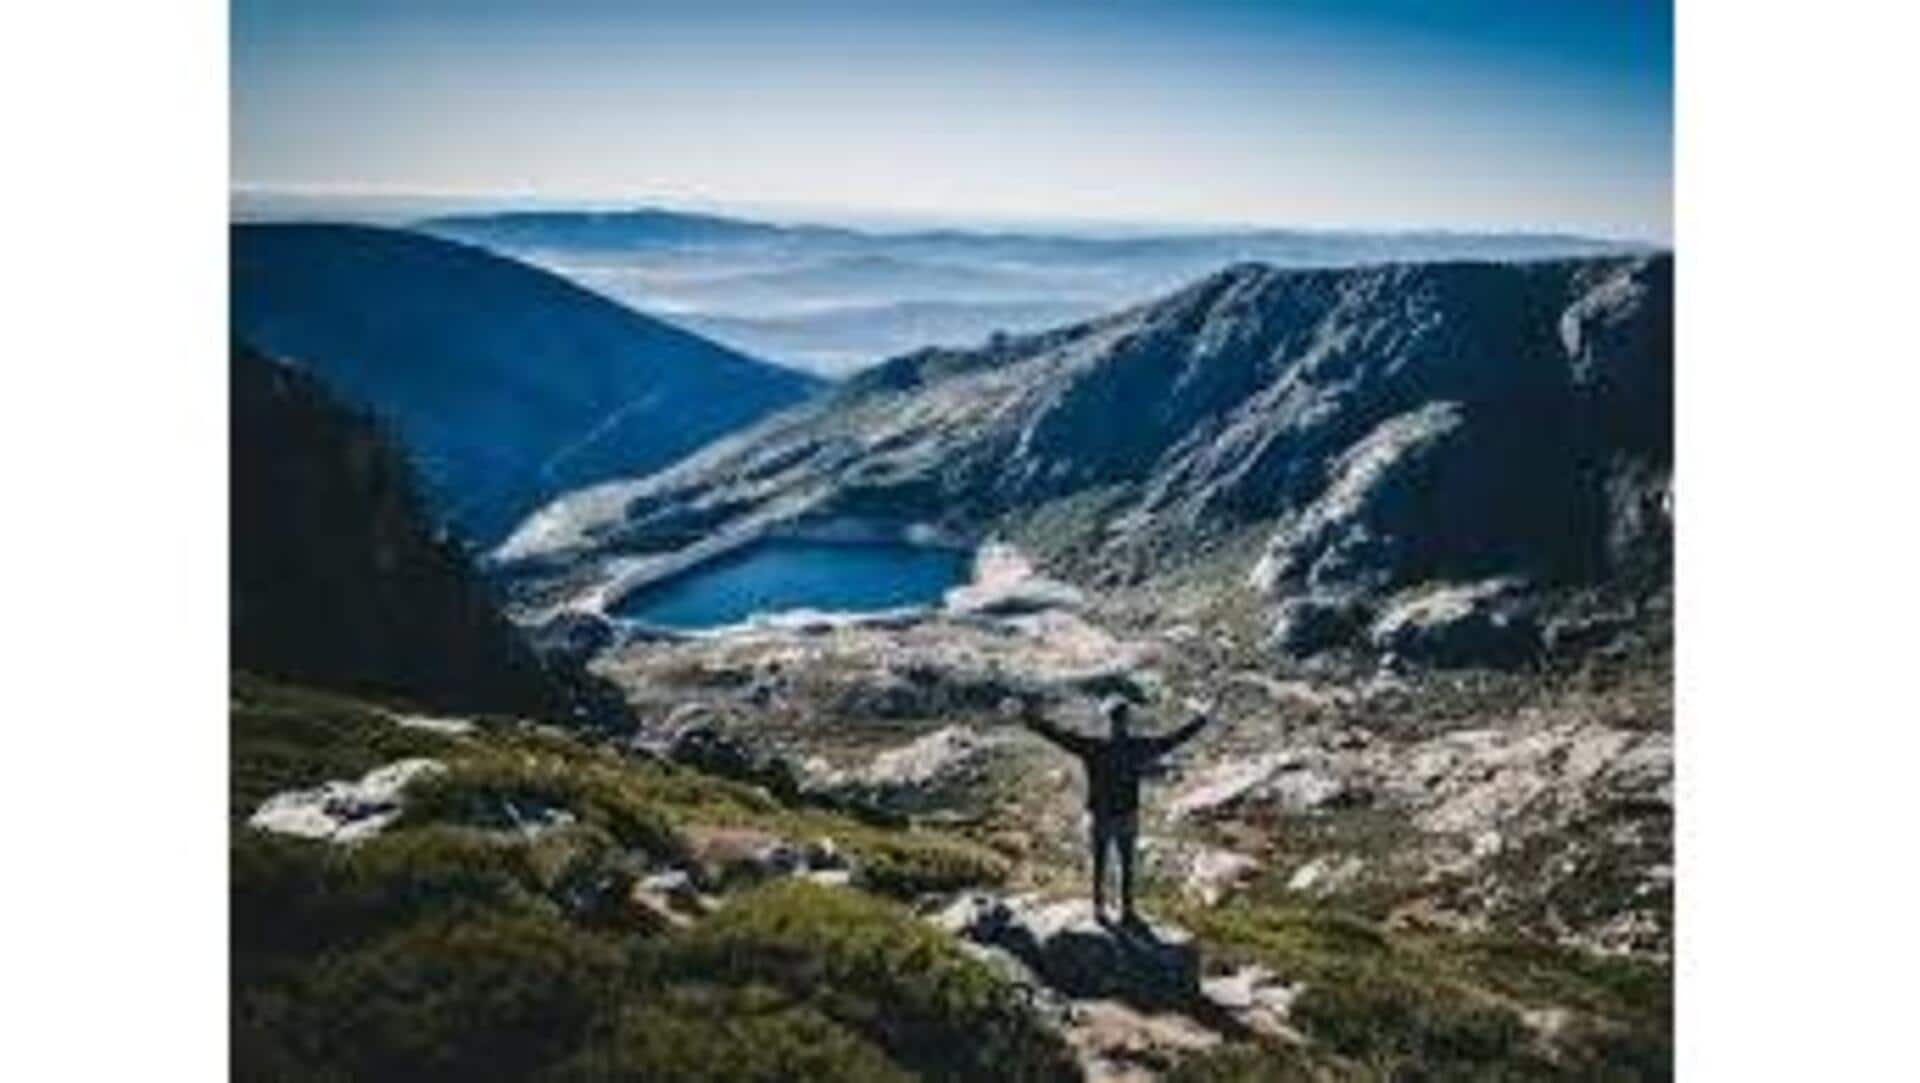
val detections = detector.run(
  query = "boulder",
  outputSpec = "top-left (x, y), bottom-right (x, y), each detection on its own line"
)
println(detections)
top-left (945, 543), bottom-right (1086, 617)
top-left (1180, 846), bottom-right (1263, 907)
top-left (1269, 595), bottom-right (1365, 656)
top-left (629, 869), bottom-right (709, 928)
top-left (1200, 965), bottom-right (1305, 1041)
top-left (933, 893), bottom-right (1200, 1003)
top-left (807, 725), bottom-right (1011, 814)
top-left (638, 715), bottom-right (803, 800)
top-left (864, 725), bottom-right (1003, 791)
top-left (1168, 752), bottom-right (1361, 821)
top-left (247, 758), bottom-right (447, 842)
top-left (1541, 610), bottom-right (1634, 655)
top-left (1286, 855), bottom-right (1367, 896)
top-left (388, 712), bottom-right (476, 737)
top-left (1368, 580), bottom-right (1539, 667)
top-left (946, 576), bottom-right (1085, 617)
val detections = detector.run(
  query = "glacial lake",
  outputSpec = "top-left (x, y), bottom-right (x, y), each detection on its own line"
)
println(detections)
top-left (612, 539), bottom-right (972, 628)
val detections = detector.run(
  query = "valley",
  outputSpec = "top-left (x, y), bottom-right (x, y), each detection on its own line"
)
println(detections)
top-left (232, 230), bottom-right (1672, 1082)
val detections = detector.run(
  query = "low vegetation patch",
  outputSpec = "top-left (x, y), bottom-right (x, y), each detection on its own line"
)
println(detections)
top-left (232, 676), bottom-right (1045, 1082)
top-left (233, 672), bottom-right (1666, 1081)
top-left (644, 880), bottom-right (1078, 1082)
top-left (230, 672), bottom-right (459, 820)
top-left (1175, 897), bottom-right (1672, 1081)
top-left (544, 988), bottom-right (913, 1083)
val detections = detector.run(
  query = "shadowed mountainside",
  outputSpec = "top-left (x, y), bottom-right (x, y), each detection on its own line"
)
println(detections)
top-left (231, 341), bottom-right (600, 719)
top-left (231, 223), bottom-right (821, 544)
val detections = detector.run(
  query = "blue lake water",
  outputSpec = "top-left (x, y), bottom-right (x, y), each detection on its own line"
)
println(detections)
top-left (613, 540), bottom-right (973, 628)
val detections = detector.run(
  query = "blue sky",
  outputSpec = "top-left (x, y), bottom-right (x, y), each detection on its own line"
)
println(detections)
top-left (232, 1), bottom-right (1672, 240)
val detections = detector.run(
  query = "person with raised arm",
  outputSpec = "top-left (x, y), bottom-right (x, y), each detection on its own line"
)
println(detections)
top-left (1017, 693), bottom-right (1216, 926)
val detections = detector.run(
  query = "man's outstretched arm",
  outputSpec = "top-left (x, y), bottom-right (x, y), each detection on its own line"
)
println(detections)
top-left (1148, 699), bottom-right (1217, 756)
top-left (1008, 695), bottom-right (1094, 756)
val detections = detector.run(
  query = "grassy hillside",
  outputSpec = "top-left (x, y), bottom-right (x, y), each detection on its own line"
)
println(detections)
top-left (231, 673), bottom-right (1668, 1081)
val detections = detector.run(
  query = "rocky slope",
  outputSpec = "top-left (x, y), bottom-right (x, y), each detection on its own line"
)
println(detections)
top-left (233, 670), bottom-right (1671, 1082)
top-left (231, 223), bottom-right (820, 543)
top-left (498, 255), bottom-right (1671, 665)
top-left (230, 342), bottom-right (610, 720)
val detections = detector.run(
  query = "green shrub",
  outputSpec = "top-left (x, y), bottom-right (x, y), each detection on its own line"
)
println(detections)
top-left (232, 827), bottom-right (549, 973)
top-left (542, 986), bottom-right (912, 1083)
top-left (1177, 899), bottom-right (1666, 1081)
top-left (258, 910), bottom-right (627, 1082)
top-left (1430, 935), bottom-right (1670, 1030)
top-left (1163, 1043), bottom-right (1331, 1083)
top-left (397, 757), bottom-right (688, 864)
top-left (647, 880), bottom-right (1078, 1082)
top-left (1289, 977), bottom-right (1534, 1079)
top-left (841, 828), bottom-right (1013, 898)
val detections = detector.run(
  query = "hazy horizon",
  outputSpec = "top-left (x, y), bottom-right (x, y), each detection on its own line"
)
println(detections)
top-left (229, 183), bottom-right (1666, 245)
top-left (234, 1), bottom-right (1673, 243)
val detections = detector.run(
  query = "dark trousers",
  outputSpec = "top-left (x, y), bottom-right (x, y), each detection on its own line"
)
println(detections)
top-left (1089, 811), bottom-right (1139, 917)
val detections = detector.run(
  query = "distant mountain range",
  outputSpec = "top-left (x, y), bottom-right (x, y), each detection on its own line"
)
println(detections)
top-left (499, 253), bottom-right (1671, 664)
top-left (672, 299), bottom-right (1103, 375)
top-left (231, 223), bottom-right (820, 544)
top-left (420, 208), bottom-right (1651, 377)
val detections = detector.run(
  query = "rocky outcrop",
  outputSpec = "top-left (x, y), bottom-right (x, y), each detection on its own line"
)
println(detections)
top-left (497, 255), bottom-right (1671, 667)
top-left (812, 725), bottom-right (1013, 813)
top-left (1157, 715), bottom-right (1673, 952)
top-left (1367, 579), bottom-right (1541, 667)
top-left (1168, 752), bottom-right (1364, 821)
top-left (933, 894), bottom-right (1201, 1003)
top-left (629, 712), bottom-right (806, 801)
top-left (945, 543), bottom-right (1086, 616)
top-left (1178, 846), bottom-right (1264, 907)
top-left (1199, 966), bottom-right (1305, 1042)
top-left (248, 758), bottom-right (447, 842)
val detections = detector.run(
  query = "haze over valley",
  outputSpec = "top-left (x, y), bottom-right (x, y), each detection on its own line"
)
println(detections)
top-left (420, 206), bottom-right (1647, 377)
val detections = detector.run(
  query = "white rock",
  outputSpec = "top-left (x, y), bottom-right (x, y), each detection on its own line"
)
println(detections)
top-left (1181, 846), bottom-right (1262, 907)
top-left (1286, 855), bottom-right (1365, 895)
top-left (248, 758), bottom-right (447, 843)
top-left (1202, 964), bottom-right (1306, 1042)
top-left (864, 725), bottom-right (1003, 788)
top-left (946, 543), bottom-right (1085, 616)
top-left (1167, 752), bottom-right (1354, 820)
top-left (389, 713), bottom-right (476, 736)
top-left (1167, 752), bottom-right (1302, 820)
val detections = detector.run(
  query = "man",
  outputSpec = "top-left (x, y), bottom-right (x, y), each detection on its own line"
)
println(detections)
top-left (1019, 694), bottom-right (1215, 925)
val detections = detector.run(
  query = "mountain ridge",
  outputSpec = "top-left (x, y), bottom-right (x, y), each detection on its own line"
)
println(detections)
top-left (496, 252), bottom-right (1671, 663)
top-left (231, 222), bottom-right (822, 543)
top-left (423, 205), bottom-right (1653, 255)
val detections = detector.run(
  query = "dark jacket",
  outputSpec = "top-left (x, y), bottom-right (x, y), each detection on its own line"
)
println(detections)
top-left (1027, 711), bottom-right (1211, 816)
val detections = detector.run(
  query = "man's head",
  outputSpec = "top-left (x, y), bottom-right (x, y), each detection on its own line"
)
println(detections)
top-left (1102, 696), bottom-right (1134, 738)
